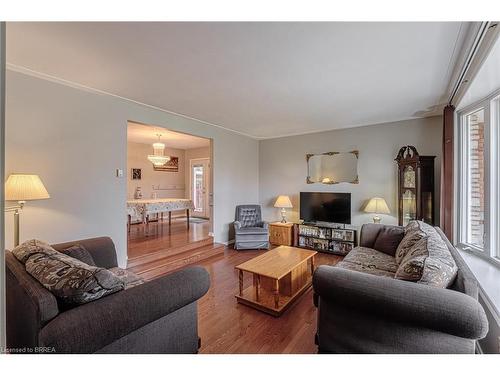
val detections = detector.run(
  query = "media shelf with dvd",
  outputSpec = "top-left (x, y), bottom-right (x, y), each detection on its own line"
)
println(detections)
top-left (294, 223), bottom-right (357, 256)
top-left (295, 192), bottom-right (356, 255)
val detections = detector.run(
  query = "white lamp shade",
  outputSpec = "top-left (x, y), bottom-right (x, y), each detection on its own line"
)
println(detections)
top-left (5, 174), bottom-right (50, 201)
top-left (364, 197), bottom-right (390, 214)
top-left (274, 195), bottom-right (293, 208)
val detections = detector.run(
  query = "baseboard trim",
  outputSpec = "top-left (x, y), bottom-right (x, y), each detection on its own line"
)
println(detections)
top-left (221, 239), bottom-right (235, 246)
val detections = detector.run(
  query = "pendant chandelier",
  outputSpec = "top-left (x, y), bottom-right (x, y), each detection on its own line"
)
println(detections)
top-left (147, 134), bottom-right (170, 166)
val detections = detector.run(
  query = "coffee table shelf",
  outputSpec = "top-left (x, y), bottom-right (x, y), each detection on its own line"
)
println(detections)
top-left (236, 275), bottom-right (313, 316)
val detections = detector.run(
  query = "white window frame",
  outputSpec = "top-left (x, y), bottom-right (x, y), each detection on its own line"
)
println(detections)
top-left (457, 89), bottom-right (500, 265)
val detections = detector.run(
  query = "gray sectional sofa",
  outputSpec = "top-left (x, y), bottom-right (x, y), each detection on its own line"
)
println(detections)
top-left (313, 222), bottom-right (489, 354)
top-left (6, 237), bottom-right (210, 354)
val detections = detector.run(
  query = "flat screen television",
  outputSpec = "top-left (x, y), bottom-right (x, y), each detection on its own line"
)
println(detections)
top-left (300, 192), bottom-right (351, 224)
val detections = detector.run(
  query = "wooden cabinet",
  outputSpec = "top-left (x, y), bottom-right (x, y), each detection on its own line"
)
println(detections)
top-left (269, 222), bottom-right (294, 246)
top-left (395, 146), bottom-right (436, 226)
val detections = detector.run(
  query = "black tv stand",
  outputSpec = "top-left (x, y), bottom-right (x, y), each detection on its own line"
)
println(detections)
top-left (294, 222), bottom-right (357, 256)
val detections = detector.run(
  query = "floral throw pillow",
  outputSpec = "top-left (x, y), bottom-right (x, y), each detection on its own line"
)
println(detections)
top-left (395, 229), bottom-right (427, 264)
top-left (12, 239), bottom-right (124, 307)
top-left (395, 230), bottom-right (458, 288)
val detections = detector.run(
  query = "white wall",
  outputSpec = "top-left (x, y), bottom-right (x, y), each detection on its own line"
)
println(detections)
top-left (259, 117), bottom-right (443, 229)
top-left (127, 141), bottom-right (186, 200)
top-left (5, 70), bottom-right (259, 266)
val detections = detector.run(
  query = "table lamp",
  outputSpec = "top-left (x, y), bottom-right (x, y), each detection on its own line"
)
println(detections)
top-left (364, 197), bottom-right (390, 223)
top-left (274, 195), bottom-right (293, 223)
top-left (5, 174), bottom-right (50, 247)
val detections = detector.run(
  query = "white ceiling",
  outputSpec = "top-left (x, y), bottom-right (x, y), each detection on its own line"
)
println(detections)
top-left (6, 22), bottom-right (467, 138)
top-left (127, 121), bottom-right (210, 149)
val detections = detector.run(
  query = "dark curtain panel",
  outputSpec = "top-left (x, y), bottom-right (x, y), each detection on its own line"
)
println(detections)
top-left (440, 105), bottom-right (455, 240)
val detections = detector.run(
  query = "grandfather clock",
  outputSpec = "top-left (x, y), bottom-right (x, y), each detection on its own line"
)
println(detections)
top-left (395, 146), bottom-right (435, 226)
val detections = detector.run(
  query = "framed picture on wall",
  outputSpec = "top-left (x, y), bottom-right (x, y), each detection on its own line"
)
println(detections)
top-left (131, 168), bottom-right (142, 180)
top-left (153, 156), bottom-right (179, 172)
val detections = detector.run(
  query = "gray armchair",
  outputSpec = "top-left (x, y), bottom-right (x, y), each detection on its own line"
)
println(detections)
top-left (234, 205), bottom-right (270, 250)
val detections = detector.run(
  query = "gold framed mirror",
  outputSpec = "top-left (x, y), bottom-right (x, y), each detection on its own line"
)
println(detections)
top-left (306, 151), bottom-right (359, 184)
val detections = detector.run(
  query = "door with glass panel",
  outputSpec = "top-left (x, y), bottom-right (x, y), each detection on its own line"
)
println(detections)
top-left (190, 158), bottom-right (210, 218)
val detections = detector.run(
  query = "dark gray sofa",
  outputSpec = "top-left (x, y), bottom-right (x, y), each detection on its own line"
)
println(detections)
top-left (313, 224), bottom-right (489, 354)
top-left (6, 237), bottom-right (210, 354)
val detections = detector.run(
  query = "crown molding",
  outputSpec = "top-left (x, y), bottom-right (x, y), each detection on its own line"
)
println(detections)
top-left (6, 63), bottom-right (443, 141)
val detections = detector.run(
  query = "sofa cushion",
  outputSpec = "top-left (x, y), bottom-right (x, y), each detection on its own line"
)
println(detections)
top-left (12, 239), bottom-right (59, 264)
top-left (59, 244), bottom-right (96, 266)
top-left (395, 228), bottom-right (427, 264)
top-left (109, 267), bottom-right (144, 289)
top-left (372, 226), bottom-right (404, 256)
top-left (13, 239), bottom-right (124, 307)
top-left (340, 246), bottom-right (399, 274)
top-left (395, 230), bottom-right (458, 288)
top-left (337, 258), bottom-right (396, 278)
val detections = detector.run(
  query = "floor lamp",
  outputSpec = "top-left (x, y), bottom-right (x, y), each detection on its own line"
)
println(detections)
top-left (4, 174), bottom-right (50, 247)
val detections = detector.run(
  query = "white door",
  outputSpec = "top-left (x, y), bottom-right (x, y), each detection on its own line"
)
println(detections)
top-left (190, 158), bottom-right (210, 218)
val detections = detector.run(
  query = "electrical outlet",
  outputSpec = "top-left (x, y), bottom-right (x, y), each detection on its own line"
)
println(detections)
top-left (116, 169), bottom-right (124, 178)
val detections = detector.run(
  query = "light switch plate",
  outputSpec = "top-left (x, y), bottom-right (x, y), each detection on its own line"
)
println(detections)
top-left (116, 169), bottom-right (124, 178)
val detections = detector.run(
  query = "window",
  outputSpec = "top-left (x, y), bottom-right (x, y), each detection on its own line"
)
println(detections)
top-left (464, 108), bottom-right (485, 248)
top-left (458, 92), bottom-right (500, 262)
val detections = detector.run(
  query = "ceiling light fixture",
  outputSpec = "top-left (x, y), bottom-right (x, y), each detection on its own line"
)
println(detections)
top-left (147, 134), bottom-right (170, 166)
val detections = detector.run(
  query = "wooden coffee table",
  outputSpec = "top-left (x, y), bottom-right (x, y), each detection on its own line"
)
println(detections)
top-left (235, 246), bottom-right (317, 316)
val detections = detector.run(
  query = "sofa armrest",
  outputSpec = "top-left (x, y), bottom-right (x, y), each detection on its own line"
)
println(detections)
top-left (51, 237), bottom-right (118, 269)
top-left (313, 265), bottom-right (488, 340)
top-left (234, 221), bottom-right (242, 230)
top-left (39, 266), bottom-right (210, 353)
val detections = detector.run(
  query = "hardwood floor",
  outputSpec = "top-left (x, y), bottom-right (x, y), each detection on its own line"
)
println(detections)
top-left (130, 241), bottom-right (342, 354)
top-left (127, 218), bottom-right (210, 259)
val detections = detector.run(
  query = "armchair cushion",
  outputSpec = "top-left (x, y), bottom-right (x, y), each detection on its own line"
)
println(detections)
top-left (235, 226), bottom-right (269, 235)
top-left (239, 208), bottom-right (259, 227)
